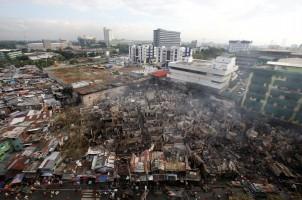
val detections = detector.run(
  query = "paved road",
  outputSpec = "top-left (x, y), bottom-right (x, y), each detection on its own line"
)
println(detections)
top-left (0, 188), bottom-right (121, 200)
top-left (81, 189), bottom-right (96, 200)
top-left (1, 189), bottom-right (81, 200)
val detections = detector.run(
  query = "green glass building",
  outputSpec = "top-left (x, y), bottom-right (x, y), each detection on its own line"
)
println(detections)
top-left (241, 58), bottom-right (302, 124)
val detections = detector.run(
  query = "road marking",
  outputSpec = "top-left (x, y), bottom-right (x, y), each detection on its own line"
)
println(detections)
top-left (81, 190), bottom-right (97, 200)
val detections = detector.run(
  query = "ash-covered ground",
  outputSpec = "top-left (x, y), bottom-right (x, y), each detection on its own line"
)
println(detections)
top-left (56, 79), bottom-right (302, 199)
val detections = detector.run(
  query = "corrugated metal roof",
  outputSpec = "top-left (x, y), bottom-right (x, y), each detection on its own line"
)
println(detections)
top-left (152, 70), bottom-right (168, 78)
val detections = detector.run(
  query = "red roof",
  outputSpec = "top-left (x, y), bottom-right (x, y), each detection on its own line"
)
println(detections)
top-left (7, 156), bottom-right (26, 171)
top-left (152, 70), bottom-right (167, 78)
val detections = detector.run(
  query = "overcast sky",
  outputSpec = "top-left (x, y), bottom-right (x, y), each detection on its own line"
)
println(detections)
top-left (0, 0), bottom-right (301, 45)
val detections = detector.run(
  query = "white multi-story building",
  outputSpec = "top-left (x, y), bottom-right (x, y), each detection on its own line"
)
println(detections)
top-left (168, 56), bottom-right (238, 91)
top-left (42, 40), bottom-right (70, 50)
top-left (154, 46), bottom-right (192, 64)
top-left (103, 27), bottom-right (112, 47)
top-left (129, 45), bottom-right (192, 65)
top-left (27, 43), bottom-right (45, 51)
top-left (51, 40), bottom-right (69, 50)
top-left (129, 44), bottom-right (155, 64)
top-left (181, 47), bottom-right (193, 63)
top-left (28, 40), bottom-right (70, 51)
top-left (228, 40), bottom-right (252, 53)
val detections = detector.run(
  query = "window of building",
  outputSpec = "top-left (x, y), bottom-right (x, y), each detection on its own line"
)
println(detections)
top-left (212, 74), bottom-right (224, 77)
top-left (170, 66), bottom-right (207, 75)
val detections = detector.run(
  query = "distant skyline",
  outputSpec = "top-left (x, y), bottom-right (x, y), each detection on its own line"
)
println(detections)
top-left (0, 0), bottom-right (302, 45)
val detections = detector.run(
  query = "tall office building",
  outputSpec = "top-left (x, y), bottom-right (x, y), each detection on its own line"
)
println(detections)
top-left (42, 40), bottom-right (52, 50)
top-left (78, 35), bottom-right (96, 47)
top-left (153, 28), bottom-right (181, 47)
top-left (191, 40), bottom-right (198, 48)
top-left (103, 27), bottom-right (112, 47)
top-left (228, 40), bottom-right (252, 53)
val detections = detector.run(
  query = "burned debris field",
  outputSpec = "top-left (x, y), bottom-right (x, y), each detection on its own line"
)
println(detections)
top-left (2, 1), bottom-right (302, 198)
top-left (55, 79), bottom-right (302, 199)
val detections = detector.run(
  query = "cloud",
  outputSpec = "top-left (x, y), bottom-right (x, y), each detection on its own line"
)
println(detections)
top-left (0, 0), bottom-right (302, 45)
top-left (31, 0), bottom-right (125, 12)
top-left (0, 18), bottom-right (154, 41)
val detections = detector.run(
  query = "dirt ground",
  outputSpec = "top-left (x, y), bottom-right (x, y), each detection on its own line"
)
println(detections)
top-left (48, 65), bottom-right (142, 85)
top-left (49, 66), bottom-right (112, 84)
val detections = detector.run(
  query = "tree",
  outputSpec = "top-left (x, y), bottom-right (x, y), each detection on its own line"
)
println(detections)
top-left (55, 50), bottom-right (75, 60)
top-left (69, 59), bottom-right (79, 65)
top-left (116, 44), bottom-right (129, 54)
top-left (17, 55), bottom-right (29, 61)
top-left (193, 47), bottom-right (226, 60)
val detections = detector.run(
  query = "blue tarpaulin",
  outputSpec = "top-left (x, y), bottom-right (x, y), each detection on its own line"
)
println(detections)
top-left (96, 175), bottom-right (108, 182)
top-left (0, 181), bottom-right (5, 188)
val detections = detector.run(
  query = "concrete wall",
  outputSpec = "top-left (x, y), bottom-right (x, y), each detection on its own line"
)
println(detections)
top-left (81, 86), bottom-right (127, 107)
top-left (45, 71), bottom-right (70, 88)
